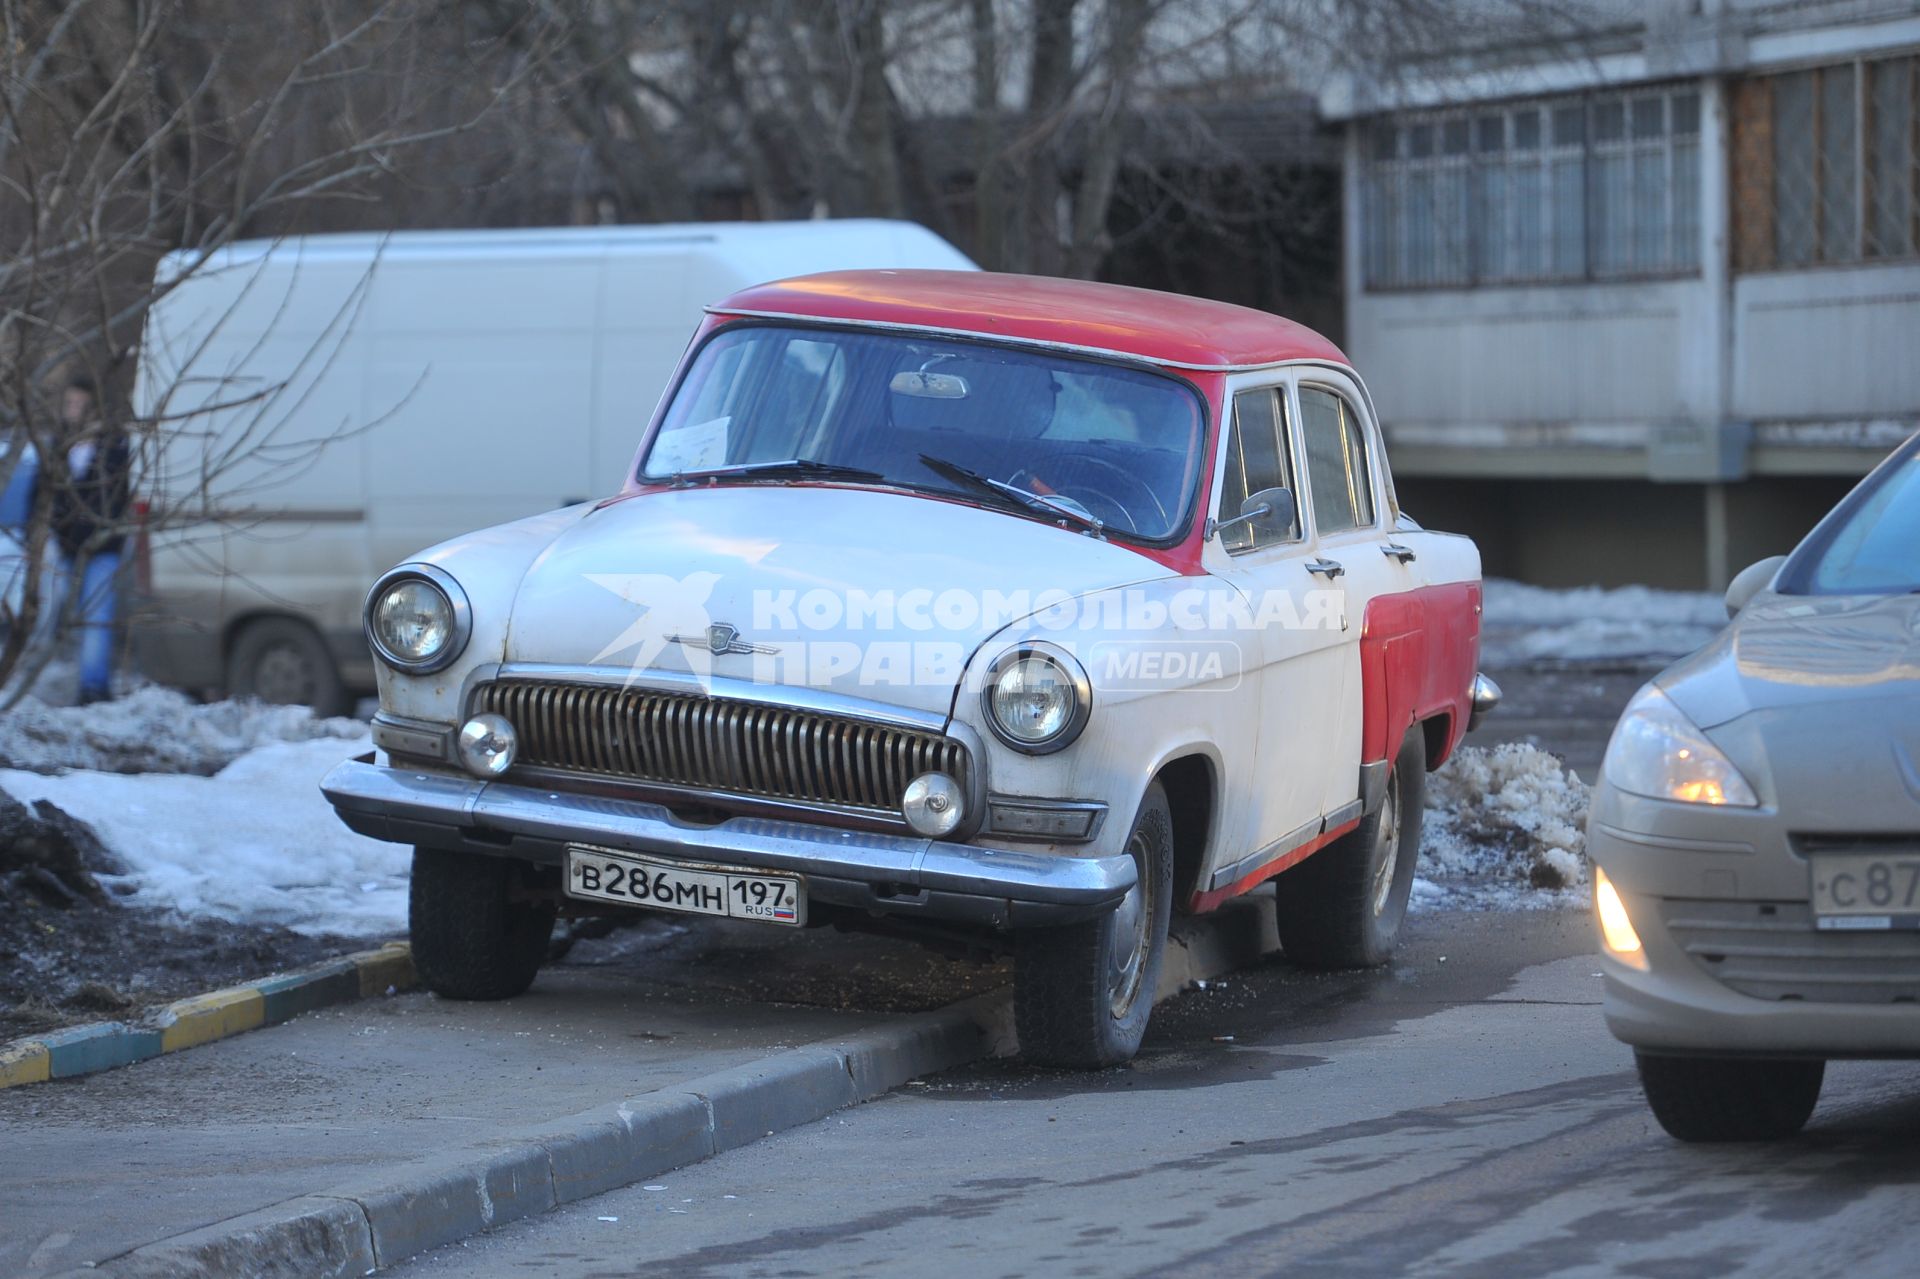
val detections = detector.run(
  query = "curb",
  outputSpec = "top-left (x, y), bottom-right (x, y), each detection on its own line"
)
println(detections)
top-left (0, 941), bottom-right (414, 1090)
top-left (76, 894), bottom-right (1277, 1278)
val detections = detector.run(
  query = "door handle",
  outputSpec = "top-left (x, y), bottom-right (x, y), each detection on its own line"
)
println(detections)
top-left (1381, 543), bottom-right (1416, 563)
top-left (1306, 558), bottom-right (1345, 579)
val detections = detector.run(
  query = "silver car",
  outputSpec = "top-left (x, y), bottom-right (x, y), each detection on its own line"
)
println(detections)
top-left (1590, 431), bottom-right (1920, 1141)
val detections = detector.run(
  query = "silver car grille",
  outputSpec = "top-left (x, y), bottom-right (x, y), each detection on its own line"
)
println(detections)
top-left (472, 679), bottom-right (971, 817)
top-left (1661, 898), bottom-right (1920, 1005)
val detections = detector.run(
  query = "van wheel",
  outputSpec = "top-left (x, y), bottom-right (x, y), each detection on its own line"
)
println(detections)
top-left (409, 846), bottom-right (556, 1001)
top-left (227, 617), bottom-right (351, 717)
top-left (1275, 729), bottom-right (1425, 969)
top-left (1635, 1053), bottom-right (1824, 1142)
top-left (1015, 781), bottom-right (1173, 1069)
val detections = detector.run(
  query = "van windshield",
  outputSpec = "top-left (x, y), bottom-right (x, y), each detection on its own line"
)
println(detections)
top-left (639, 325), bottom-right (1207, 542)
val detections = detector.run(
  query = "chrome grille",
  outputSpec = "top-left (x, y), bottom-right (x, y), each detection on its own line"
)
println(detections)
top-left (1661, 899), bottom-right (1920, 1005)
top-left (473, 679), bottom-right (970, 816)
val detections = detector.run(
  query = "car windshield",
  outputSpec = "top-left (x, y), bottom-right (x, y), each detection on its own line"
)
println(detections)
top-left (1789, 445), bottom-right (1920, 595)
top-left (638, 325), bottom-right (1207, 542)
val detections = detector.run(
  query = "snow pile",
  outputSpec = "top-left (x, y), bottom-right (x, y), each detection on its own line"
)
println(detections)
top-left (0, 735), bottom-right (407, 937)
top-left (0, 685), bottom-right (364, 776)
top-left (1417, 743), bottom-right (1591, 910)
top-left (1481, 577), bottom-right (1724, 668)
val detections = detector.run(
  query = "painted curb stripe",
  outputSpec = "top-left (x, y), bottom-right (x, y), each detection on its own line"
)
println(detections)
top-left (0, 1039), bottom-right (50, 1087)
top-left (0, 942), bottom-right (415, 1091)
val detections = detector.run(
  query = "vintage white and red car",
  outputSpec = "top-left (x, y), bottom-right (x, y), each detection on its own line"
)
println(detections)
top-left (323, 270), bottom-right (1497, 1067)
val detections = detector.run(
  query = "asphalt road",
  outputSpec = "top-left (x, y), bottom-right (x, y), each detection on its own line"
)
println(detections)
top-left (393, 908), bottom-right (1920, 1279)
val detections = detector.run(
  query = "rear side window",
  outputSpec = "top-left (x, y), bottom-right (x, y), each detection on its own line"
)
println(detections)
top-left (1218, 387), bottom-right (1298, 554)
top-left (1298, 387), bottom-right (1376, 534)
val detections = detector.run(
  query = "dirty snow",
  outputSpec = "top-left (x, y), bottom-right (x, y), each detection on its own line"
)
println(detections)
top-left (0, 735), bottom-right (406, 937)
top-left (1480, 577), bottom-right (1724, 668)
top-left (0, 684), bottom-right (365, 776)
top-left (1415, 743), bottom-right (1591, 911)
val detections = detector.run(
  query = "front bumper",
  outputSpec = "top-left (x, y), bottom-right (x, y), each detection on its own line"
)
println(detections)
top-left (322, 755), bottom-right (1134, 929)
top-left (1588, 786), bottom-right (1920, 1059)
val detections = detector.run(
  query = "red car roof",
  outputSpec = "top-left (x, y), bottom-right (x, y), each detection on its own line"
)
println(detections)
top-left (710, 269), bottom-right (1349, 372)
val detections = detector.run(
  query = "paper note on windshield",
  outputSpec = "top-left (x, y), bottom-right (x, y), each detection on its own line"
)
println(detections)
top-left (650, 415), bottom-right (729, 474)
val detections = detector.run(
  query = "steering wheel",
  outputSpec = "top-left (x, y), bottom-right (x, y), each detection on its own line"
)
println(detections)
top-left (1047, 457), bottom-right (1169, 536)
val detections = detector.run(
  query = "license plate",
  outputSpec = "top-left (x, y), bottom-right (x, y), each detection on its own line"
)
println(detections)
top-left (1810, 852), bottom-right (1920, 931)
top-left (565, 846), bottom-right (805, 927)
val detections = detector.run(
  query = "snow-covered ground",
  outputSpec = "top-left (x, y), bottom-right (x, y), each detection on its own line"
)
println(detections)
top-left (0, 736), bottom-right (407, 937)
top-left (1480, 577), bottom-right (1724, 668)
top-left (0, 684), bottom-right (365, 775)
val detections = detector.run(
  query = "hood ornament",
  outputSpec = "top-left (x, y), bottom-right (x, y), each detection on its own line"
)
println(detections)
top-left (669, 623), bottom-right (776, 657)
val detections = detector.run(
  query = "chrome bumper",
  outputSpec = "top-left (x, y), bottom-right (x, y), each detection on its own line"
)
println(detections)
top-left (1467, 672), bottom-right (1502, 732)
top-left (321, 755), bottom-right (1134, 929)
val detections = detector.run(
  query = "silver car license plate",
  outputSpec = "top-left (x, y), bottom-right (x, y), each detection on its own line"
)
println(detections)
top-left (565, 845), bottom-right (805, 927)
top-left (1810, 852), bottom-right (1920, 931)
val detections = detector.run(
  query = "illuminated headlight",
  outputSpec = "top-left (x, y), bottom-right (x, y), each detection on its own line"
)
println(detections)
top-left (982, 643), bottom-right (1090, 754)
top-left (1602, 684), bottom-right (1758, 807)
top-left (365, 565), bottom-right (471, 674)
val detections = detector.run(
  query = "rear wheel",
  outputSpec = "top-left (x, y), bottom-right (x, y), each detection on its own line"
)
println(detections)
top-left (227, 616), bottom-right (351, 717)
top-left (1635, 1052), bottom-right (1824, 1142)
top-left (409, 845), bottom-right (556, 1000)
top-left (1015, 781), bottom-right (1174, 1069)
top-left (1275, 729), bottom-right (1425, 968)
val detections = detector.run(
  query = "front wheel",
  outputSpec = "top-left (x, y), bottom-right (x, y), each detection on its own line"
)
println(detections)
top-left (1274, 728), bottom-right (1426, 969)
top-left (409, 845), bottom-right (556, 1000)
top-left (1635, 1052), bottom-right (1824, 1142)
top-left (1015, 781), bottom-right (1174, 1069)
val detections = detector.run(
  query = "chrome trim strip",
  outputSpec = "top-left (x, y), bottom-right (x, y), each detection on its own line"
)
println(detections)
top-left (1324, 798), bottom-right (1365, 831)
top-left (704, 306), bottom-right (1347, 375)
top-left (322, 757), bottom-right (1133, 910)
top-left (1208, 814), bottom-right (1327, 891)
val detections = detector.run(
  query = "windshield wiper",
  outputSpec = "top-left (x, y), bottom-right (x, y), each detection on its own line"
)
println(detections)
top-left (917, 453), bottom-right (1104, 537)
top-left (671, 458), bottom-right (885, 486)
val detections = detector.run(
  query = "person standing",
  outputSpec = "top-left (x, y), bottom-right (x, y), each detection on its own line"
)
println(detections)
top-left (0, 428), bottom-right (37, 626)
top-left (51, 375), bottom-right (131, 705)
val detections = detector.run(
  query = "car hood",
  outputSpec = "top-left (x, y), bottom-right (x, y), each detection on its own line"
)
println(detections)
top-left (1660, 592), bottom-right (1920, 828)
top-left (1660, 591), bottom-right (1920, 728)
top-left (501, 484), bottom-right (1179, 717)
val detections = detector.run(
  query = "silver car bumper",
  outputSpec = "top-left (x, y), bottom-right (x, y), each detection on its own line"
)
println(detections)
top-left (321, 755), bottom-right (1135, 929)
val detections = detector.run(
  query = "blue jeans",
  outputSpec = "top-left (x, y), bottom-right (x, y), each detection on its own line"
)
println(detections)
top-left (60, 551), bottom-right (121, 698)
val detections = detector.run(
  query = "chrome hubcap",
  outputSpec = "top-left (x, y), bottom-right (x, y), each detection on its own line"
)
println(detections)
top-left (1368, 775), bottom-right (1403, 918)
top-left (1107, 829), bottom-right (1156, 1019)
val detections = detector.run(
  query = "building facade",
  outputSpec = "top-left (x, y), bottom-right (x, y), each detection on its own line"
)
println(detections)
top-left (1323, 0), bottom-right (1920, 588)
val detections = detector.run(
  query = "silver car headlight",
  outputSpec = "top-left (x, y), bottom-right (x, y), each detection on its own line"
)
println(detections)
top-left (982, 642), bottom-right (1090, 754)
top-left (1602, 684), bottom-right (1757, 807)
top-left (365, 564), bottom-right (471, 674)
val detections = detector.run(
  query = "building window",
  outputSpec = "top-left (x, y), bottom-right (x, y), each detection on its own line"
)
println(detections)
top-left (1363, 86), bottom-right (1701, 289)
top-left (1733, 53), bottom-right (1920, 270)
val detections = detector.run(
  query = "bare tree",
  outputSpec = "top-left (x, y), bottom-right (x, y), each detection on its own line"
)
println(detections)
top-left (0, 0), bottom-right (540, 703)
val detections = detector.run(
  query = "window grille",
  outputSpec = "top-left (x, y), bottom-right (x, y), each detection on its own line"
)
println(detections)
top-left (1363, 86), bottom-right (1702, 289)
top-left (1733, 52), bottom-right (1920, 269)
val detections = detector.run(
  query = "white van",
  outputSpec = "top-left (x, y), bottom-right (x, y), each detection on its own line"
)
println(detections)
top-left (131, 220), bottom-right (976, 713)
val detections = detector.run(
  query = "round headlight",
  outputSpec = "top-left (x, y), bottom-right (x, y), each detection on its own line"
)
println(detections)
top-left (982, 643), bottom-right (1089, 754)
top-left (365, 565), bottom-right (471, 673)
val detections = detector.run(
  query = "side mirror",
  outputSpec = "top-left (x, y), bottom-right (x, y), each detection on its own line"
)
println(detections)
top-left (1724, 554), bottom-right (1787, 619)
top-left (1209, 486), bottom-right (1296, 544)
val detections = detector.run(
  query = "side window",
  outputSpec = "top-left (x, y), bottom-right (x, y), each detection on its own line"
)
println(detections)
top-left (1219, 388), bottom-right (1298, 554)
top-left (1298, 387), bottom-right (1376, 534)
